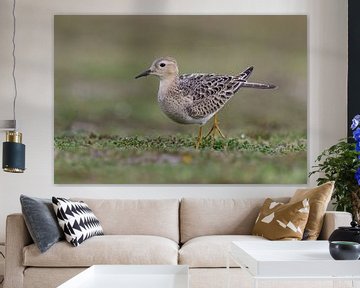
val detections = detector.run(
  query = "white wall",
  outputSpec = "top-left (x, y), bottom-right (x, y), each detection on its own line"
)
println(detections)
top-left (0, 0), bottom-right (347, 242)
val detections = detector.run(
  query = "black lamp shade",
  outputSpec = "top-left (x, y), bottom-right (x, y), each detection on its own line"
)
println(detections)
top-left (3, 141), bottom-right (25, 173)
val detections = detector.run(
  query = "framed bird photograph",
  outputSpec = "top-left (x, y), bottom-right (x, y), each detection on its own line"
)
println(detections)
top-left (54, 15), bottom-right (307, 184)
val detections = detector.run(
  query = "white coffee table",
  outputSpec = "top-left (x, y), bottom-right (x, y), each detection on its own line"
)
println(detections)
top-left (58, 265), bottom-right (189, 288)
top-left (228, 241), bottom-right (360, 288)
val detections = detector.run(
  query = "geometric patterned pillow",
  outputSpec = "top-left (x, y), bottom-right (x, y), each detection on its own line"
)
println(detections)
top-left (252, 198), bottom-right (310, 240)
top-left (52, 197), bottom-right (104, 247)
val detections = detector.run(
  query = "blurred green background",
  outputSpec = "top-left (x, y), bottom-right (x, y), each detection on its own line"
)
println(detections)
top-left (54, 15), bottom-right (307, 184)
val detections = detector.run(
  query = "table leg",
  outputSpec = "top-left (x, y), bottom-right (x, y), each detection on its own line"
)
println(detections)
top-left (333, 279), bottom-right (346, 288)
top-left (352, 279), bottom-right (360, 288)
top-left (252, 278), bottom-right (258, 288)
top-left (226, 251), bottom-right (230, 288)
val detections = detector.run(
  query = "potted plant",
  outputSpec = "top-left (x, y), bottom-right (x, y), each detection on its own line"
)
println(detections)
top-left (310, 115), bottom-right (360, 222)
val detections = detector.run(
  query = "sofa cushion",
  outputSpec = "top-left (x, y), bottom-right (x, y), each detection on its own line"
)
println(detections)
top-left (290, 181), bottom-right (334, 240)
top-left (52, 197), bottom-right (104, 247)
top-left (252, 198), bottom-right (310, 240)
top-left (20, 195), bottom-right (64, 253)
top-left (23, 235), bottom-right (178, 267)
top-left (180, 198), bottom-right (289, 243)
top-left (72, 198), bottom-right (179, 243)
top-left (179, 235), bottom-right (267, 268)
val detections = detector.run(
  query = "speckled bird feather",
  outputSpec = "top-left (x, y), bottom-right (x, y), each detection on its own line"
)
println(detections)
top-left (177, 66), bottom-right (272, 119)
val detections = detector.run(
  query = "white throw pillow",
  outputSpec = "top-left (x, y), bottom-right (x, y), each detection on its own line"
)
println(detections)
top-left (52, 197), bottom-right (103, 247)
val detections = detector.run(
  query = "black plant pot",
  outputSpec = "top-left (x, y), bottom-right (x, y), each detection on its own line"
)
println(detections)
top-left (329, 241), bottom-right (360, 260)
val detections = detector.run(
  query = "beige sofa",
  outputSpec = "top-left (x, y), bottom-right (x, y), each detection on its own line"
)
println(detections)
top-left (4, 198), bottom-right (352, 288)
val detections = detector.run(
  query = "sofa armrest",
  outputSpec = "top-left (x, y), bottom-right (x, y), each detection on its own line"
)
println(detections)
top-left (4, 213), bottom-right (33, 288)
top-left (318, 211), bottom-right (352, 240)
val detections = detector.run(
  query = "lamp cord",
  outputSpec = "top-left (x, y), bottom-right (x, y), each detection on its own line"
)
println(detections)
top-left (12, 0), bottom-right (17, 129)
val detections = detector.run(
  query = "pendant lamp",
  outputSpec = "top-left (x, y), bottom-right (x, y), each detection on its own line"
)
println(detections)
top-left (1, 0), bottom-right (26, 173)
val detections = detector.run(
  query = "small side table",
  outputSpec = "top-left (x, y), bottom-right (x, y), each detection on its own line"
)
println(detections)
top-left (227, 240), bottom-right (360, 288)
top-left (58, 265), bottom-right (189, 288)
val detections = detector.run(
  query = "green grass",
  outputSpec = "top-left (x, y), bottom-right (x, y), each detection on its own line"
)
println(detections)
top-left (54, 133), bottom-right (307, 184)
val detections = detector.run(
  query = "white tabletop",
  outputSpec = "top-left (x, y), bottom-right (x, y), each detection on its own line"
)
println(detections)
top-left (58, 265), bottom-right (189, 288)
top-left (231, 241), bottom-right (360, 278)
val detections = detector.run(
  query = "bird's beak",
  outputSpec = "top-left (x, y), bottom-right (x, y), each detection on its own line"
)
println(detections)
top-left (135, 69), bottom-right (152, 79)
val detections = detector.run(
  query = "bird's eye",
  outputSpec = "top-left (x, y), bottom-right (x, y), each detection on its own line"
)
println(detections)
top-left (159, 63), bottom-right (166, 67)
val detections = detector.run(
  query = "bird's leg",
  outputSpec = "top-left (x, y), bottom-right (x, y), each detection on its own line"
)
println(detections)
top-left (195, 126), bottom-right (203, 149)
top-left (205, 114), bottom-right (225, 139)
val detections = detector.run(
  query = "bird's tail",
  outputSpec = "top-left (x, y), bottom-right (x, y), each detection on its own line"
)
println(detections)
top-left (242, 82), bottom-right (277, 89)
top-left (238, 66), bottom-right (254, 80)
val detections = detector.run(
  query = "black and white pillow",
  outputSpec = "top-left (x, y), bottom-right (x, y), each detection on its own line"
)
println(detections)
top-left (52, 197), bottom-right (104, 247)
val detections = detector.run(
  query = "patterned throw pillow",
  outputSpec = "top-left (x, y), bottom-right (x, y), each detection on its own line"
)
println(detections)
top-left (289, 181), bottom-right (334, 240)
top-left (52, 197), bottom-right (104, 247)
top-left (252, 198), bottom-right (310, 240)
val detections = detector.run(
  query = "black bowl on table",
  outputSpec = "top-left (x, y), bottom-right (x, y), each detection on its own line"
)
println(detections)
top-left (329, 241), bottom-right (360, 260)
top-left (329, 221), bottom-right (360, 244)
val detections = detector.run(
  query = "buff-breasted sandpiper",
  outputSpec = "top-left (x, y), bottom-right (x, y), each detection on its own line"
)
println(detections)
top-left (135, 57), bottom-right (276, 148)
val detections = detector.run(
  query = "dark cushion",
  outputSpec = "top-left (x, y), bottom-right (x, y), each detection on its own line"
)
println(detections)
top-left (20, 195), bottom-right (64, 253)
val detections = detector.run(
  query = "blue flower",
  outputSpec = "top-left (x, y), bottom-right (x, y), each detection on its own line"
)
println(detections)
top-left (353, 128), bottom-right (360, 142)
top-left (356, 168), bottom-right (360, 186)
top-left (357, 142), bottom-right (360, 152)
top-left (352, 115), bottom-right (360, 130)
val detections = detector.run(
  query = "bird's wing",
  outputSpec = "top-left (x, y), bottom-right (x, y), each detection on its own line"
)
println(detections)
top-left (179, 73), bottom-right (245, 119)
